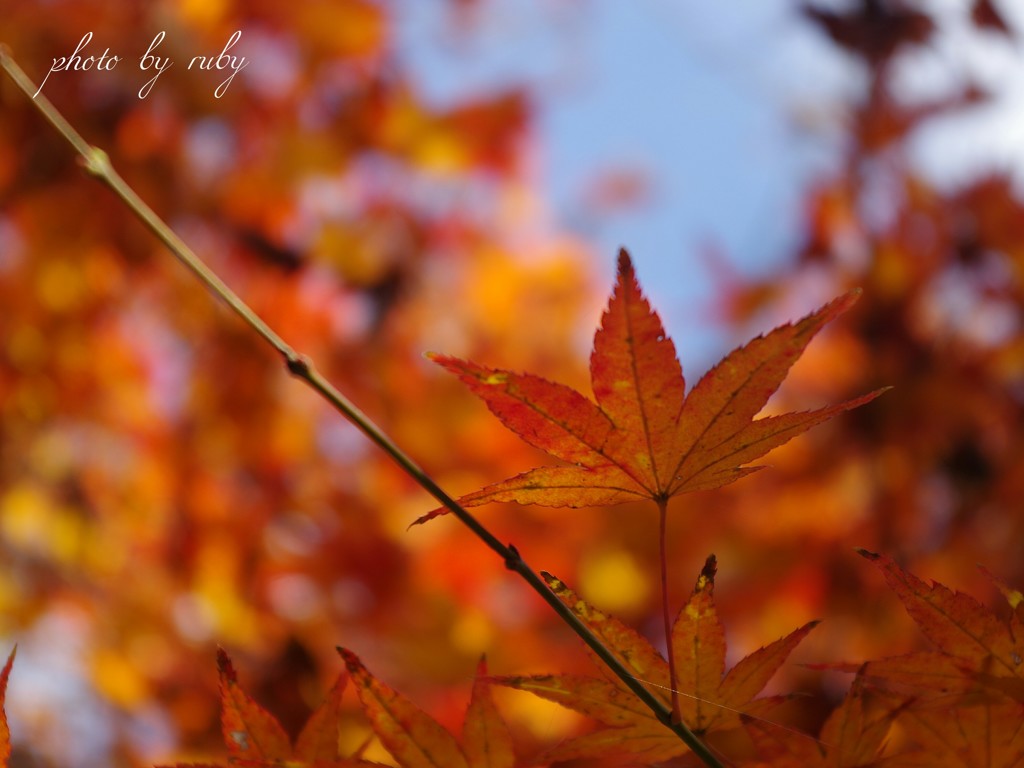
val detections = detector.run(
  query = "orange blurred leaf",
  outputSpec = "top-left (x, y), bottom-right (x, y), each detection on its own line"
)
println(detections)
top-left (743, 674), bottom-right (911, 766)
top-left (894, 699), bottom-right (1024, 768)
top-left (339, 648), bottom-right (470, 768)
top-left (854, 550), bottom-right (1024, 702)
top-left (417, 248), bottom-right (882, 523)
top-left (462, 658), bottom-right (515, 768)
top-left (295, 670), bottom-right (348, 761)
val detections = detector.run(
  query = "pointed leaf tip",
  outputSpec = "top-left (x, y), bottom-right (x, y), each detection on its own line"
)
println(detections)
top-left (616, 247), bottom-right (633, 277)
top-left (541, 571), bottom-right (563, 590)
top-left (832, 287), bottom-right (863, 315)
top-left (337, 647), bottom-right (362, 674)
top-left (1, 646), bottom-right (15, 672)
top-left (978, 564), bottom-right (1024, 616)
top-left (342, 647), bottom-right (471, 768)
top-left (217, 647), bottom-right (291, 761)
top-left (408, 507), bottom-right (444, 528)
top-left (692, 555), bottom-right (717, 595)
top-left (701, 554), bottom-right (717, 582)
top-left (216, 647), bottom-right (236, 681)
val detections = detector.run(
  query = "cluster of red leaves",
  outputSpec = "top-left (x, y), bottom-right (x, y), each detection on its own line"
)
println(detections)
top-left (745, 547), bottom-right (1024, 767)
top-left (0, 545), bottom-right (1018, 766)
top-left (135, 552), bottom-right (1024, 766)
top-left (0, 555), bottom-right (954, 768)
top-left (159, 647), bottom-right (516, 768)
top-left (17, 546), bottom-right (1002, 767)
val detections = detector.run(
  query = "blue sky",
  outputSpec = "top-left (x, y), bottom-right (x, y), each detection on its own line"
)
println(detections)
top-left (394, 2), bottom-right (855, 366)
top-left (395, 0), bottom-right (1024, 366)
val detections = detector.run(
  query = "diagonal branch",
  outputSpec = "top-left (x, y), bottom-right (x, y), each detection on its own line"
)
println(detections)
top-left (0, 45), bottom-right (724, 768)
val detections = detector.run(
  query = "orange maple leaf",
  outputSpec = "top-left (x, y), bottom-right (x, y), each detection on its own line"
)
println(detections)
top-left (416, 248), bottom-right (883, 523)
top-left (161, 648), bottom-right (385, 768)
top-left (814, 553), bottom-right (1024, 768)
top-left (461, 658), bottom-right (516, 768)
top-left (848, 550), bottom-right (1024, 704)
top-left (743, 673), bottom-right (911, 767)
top-left (495, 557), bottom-right (815, 765)
top-left (339, 649), bottom-right (516, 768)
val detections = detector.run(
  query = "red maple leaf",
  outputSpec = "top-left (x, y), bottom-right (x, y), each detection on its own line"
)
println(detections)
top-left (847, 550), bottom-right (1024, 704)
top-left (159, 648), bottom-right (384, 767)
top-left (339, 649), bottom-right (516, 768)
top-left (815, 553), bottom-right (1024, 767)
top-left (417, 248), bottom-right (883, 523)
top-left (495, 557), bottom-right (815, 765)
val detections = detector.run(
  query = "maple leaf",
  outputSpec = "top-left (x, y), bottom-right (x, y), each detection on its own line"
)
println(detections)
top-left (495, 557), bottom-right (815, 765)
top-left (847, 550), bottom-right (1024, 704)
top-left (416, 248), bottom-right (883, 524)
top-left (161, 648), bottom-right (385, 768)
top-left (892, 700), bottom-right (1024, 768)
top-left (817, 554), bottom-right (1024, 768)
top-left (462, 658), bottom-right (516, 768)
top-left (217, 648), bottom-right (292, 762)
top-left (743, 673), bottom-right (912, 767)
top-left (339, 648), bottom-right (516, 768)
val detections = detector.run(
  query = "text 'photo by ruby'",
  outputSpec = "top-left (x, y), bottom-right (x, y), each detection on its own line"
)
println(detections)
top-left (32, 30), bottom-right (248, 99)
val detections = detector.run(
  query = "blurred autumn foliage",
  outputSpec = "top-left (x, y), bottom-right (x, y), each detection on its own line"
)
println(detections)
top-left (713, 0), bottom-right (1024, 686)
top-left (3, 1), bottom-right (1024, 766)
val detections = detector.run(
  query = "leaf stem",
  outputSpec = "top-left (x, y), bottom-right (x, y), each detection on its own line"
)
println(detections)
top-left (0, 46), bottom-right (724, 768)
top-left (659, 497), bottom-right (683, 724)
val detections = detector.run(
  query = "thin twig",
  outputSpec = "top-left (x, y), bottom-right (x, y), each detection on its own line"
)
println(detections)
top-left (0, 45), bottom-right (724, 768)
top-left (658, 497), bottom-right (683, 724)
